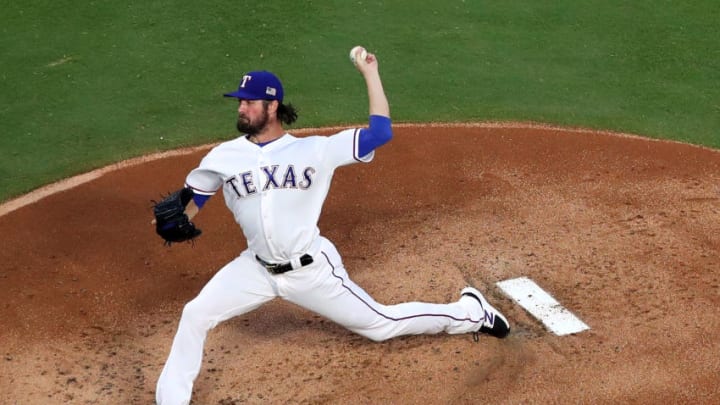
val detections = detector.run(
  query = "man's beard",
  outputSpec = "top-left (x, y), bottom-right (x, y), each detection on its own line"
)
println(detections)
top-left (236, 106), bottom-right (269, 136)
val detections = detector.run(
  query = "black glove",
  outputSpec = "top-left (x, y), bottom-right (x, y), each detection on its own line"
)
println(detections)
top-left (153, 187), bottom-right (202, 245)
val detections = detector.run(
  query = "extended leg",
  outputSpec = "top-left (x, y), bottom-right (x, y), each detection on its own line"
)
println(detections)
top-left (280, 239), bottom-right (503, 342)
top-left (156, 251), bottom-right (276, 405)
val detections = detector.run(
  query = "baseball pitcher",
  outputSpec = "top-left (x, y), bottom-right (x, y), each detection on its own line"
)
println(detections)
top-left (152, 47), bottom-right (510, 405)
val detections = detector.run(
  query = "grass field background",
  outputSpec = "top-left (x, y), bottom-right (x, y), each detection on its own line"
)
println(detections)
top-left (1, 1), bottom-right (718, 202)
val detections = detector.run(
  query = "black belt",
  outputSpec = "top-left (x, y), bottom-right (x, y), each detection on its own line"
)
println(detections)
top-left (255, 254), bottom-right (313, 274)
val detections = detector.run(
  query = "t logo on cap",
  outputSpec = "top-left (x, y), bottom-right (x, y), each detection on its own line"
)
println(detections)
top-left (224, 71), bottom-right (284, 102)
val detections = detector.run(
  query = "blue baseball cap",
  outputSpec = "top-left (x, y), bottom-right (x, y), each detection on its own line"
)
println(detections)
top-left (223, 70), bottom-right (284, 102)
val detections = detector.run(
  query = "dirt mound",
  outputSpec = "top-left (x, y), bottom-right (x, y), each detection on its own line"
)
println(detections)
top-left (2, 125), bottom-right (719, 403)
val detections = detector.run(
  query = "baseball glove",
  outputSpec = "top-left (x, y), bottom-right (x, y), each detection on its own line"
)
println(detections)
top-left (153, 187), bottom-right (202, 245)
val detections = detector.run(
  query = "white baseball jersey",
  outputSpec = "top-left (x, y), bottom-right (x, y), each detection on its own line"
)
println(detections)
top-left (185, 129), bottom-right (372, 262)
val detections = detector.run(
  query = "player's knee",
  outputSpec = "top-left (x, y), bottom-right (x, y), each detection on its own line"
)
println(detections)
top-left (181, 301), bottom-right (200, 322)
top-left (180, 300), bottom-right (215, 329)
top-left (354, 328), bottom-right (390, 343)
top-left (366, 334), bottom-right (389, 343)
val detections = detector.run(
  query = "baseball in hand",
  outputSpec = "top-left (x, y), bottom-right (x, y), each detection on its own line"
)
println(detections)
top-left (349, 46), bottom-right (368, 65)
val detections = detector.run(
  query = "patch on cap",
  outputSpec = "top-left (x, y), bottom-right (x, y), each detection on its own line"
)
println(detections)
top-left (223, 70), bottom-right (284, 101)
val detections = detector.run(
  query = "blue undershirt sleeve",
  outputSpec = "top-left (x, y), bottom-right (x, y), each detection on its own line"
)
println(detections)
top-left (192, 193), bottom-right (211, 209)
top-left (358, 115), bottom-right (393, 157)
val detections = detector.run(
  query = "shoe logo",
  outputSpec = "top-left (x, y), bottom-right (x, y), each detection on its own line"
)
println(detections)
top-left (484, 310), bottom-right (495, 327)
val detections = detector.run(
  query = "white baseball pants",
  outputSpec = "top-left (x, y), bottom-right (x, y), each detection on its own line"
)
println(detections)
top-left (156, 237), bottom-right (482, 405)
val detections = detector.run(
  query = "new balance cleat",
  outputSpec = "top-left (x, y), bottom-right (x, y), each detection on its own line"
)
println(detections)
top-left (461, 286), bottom-right (511, 339)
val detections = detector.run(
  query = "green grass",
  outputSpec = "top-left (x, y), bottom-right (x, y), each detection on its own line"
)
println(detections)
top-left (1, 0), bottom-right (719, 201)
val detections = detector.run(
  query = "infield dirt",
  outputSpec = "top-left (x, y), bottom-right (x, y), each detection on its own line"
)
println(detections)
top-left (1, 124), bottom-right (719, 403)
